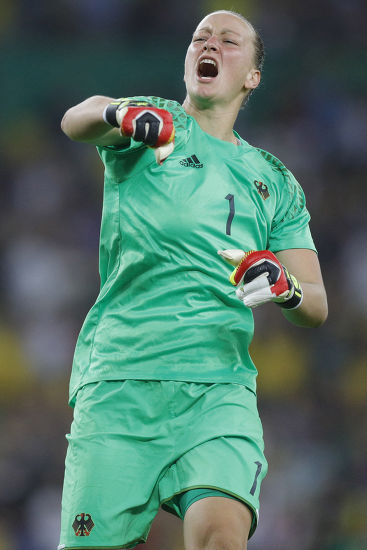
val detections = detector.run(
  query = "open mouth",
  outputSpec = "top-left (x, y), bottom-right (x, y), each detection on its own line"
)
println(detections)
top-left (197, 58), bottom-right (218, 79)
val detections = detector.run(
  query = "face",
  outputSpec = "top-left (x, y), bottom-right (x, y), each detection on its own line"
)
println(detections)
top-left (184, 12), bottom-right (260, 107)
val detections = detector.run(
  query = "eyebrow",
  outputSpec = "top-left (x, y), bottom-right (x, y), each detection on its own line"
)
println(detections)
top-left (195, 26), bottom-right (242, 37)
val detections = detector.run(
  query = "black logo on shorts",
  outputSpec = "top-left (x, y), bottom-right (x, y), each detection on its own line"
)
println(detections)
top-left (254, 180), bottom-right (270, 200)
top-left (180, 154), bottom-right (203, 168)
top-left (72, 513), bottom-right (95, 536)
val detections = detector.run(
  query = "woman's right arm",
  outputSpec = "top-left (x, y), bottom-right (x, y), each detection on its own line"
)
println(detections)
top-left (61, 95), bottom-right (130, 147)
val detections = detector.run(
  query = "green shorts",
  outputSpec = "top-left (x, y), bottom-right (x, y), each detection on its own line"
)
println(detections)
top-left (59, 380), bottom-right (267, 550)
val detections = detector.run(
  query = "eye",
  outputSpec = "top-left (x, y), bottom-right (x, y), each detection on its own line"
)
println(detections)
top-left (224, 39), bottom-right (237, 45)
top-left (193, 37), bottom-right (206, 42)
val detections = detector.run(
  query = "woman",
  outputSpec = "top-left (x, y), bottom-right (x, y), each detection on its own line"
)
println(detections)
top-left (59, 10), bottom-right (327, 550)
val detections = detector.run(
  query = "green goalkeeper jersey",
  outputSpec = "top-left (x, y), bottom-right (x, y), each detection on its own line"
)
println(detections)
top-left (68, 96), bottom-right (316, 405)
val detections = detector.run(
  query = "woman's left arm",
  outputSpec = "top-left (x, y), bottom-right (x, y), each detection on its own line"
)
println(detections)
top-left (275, 249), bottom-right (328, 328)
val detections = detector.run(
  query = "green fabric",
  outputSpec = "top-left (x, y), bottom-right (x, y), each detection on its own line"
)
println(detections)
top-left (177, 488), bottom-right (239, 514)
top-left (69, 96), bottom-right (316, 405)
top-left (174, 488), bottom-right (256, 537)
top-left (60, 380), bottom-right (267, 548)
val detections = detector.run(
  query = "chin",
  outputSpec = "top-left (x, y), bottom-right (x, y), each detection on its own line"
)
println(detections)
top-left (190, 82), bottom-right (219, 101)
top-left (191, 91), bottom-right (217, 108)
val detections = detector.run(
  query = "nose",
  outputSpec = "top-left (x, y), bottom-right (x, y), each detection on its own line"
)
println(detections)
top-left (203, 36), bottom-right (219, 51)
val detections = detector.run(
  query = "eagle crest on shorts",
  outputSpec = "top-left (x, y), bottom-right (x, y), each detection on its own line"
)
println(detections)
top-left (72, 513), bottom-right (95, 536)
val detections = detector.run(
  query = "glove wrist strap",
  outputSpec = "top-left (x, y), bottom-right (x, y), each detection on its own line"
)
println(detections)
top-left (103, 102), bottom-right (121, 128)
top-left (278, 275), bottom-right (303, 310)
top-left (278, 289), bottom-right (303, 309)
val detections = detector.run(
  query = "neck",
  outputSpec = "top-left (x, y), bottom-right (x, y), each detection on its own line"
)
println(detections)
top-left (182, 96), bottom-right (241, 145)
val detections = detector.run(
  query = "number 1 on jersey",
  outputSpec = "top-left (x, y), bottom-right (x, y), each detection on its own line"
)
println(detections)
top-left (225, 194), bottom-right (235, 235)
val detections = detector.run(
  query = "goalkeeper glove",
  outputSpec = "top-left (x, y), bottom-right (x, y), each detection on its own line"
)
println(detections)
top-left (218, 249), bottom-right (303, 309)
top-left (103, 99), bottom-right (175, 164)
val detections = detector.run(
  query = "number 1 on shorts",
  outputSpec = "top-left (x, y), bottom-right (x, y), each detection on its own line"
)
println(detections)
top-left (250, 461), bottom-right (262, 495)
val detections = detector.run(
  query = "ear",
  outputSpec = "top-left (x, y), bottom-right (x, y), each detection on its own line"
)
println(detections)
top-left (244, 69), bottom-right (261, 91)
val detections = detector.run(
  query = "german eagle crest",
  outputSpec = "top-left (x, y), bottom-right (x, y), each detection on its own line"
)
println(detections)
top-left (72, 513), bottom-right (95, 536)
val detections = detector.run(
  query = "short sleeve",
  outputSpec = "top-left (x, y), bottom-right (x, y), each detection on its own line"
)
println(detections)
top-left (268, 169), bottom-right (317, 253)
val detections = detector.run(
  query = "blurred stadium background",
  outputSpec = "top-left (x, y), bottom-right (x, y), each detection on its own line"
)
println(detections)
top-left (1, 0), bottom-right (367, 549)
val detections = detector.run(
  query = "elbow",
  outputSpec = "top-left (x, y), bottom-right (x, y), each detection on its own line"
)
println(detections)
top-left (61, 109), bottom-right (82, 141)
top-left (315, 292), bottom-right (328, 327)
top-left (301, 284), bottom-right (329, 328)
top-left (60, 95), bottom-right (109, 142)
top-left (60, 113), bottom-right (67, 134)
top-left (307, 299), bottom-right (328, 328)
top-left (283, 294), bottom-right (328, 328)
top-left (61, 109), bottom-right (73, 139)
top-left (310, 308), bottom-right (328, 328)
top-left (60, 95), bottom-right (112, 142)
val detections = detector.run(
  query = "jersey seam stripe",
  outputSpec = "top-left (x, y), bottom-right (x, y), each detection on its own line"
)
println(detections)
top-left (257, 148), bottom-right (308, 230)
top-left (84, 184), bottom-right (122, 384)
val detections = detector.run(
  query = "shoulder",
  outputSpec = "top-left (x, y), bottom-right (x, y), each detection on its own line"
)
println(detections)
top-left (240, 144), bottom-right (308, 221)
top-left (244, 145), bottom-right (290, 179)
top-left (246, 145), bottom-right (305, 198)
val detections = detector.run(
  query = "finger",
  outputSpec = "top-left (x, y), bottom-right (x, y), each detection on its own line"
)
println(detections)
top-left (154, 141), bottom-right (175, 164)
top-left (240, 274), bottom-right (274, 308)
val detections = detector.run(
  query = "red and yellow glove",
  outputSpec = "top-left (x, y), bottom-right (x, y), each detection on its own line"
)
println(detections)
top-left (218, 249), bottom-right (303, 309)
top-left (103, 99), bottom-right (175, 163)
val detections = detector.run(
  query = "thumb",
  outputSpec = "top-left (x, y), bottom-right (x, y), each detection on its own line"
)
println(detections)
top-left (217, 249), bottom-right (246, 267)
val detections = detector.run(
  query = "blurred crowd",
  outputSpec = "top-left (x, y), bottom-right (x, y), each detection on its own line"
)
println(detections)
top-left (1, 1), bottom-right (367, 549)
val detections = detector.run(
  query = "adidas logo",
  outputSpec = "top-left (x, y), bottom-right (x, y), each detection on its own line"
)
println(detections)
top-left (179, 154), bottom-right (203, 168)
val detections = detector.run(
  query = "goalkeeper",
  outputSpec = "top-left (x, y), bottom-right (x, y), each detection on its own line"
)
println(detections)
top-left (58, 9), bottom-right (328, 550)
